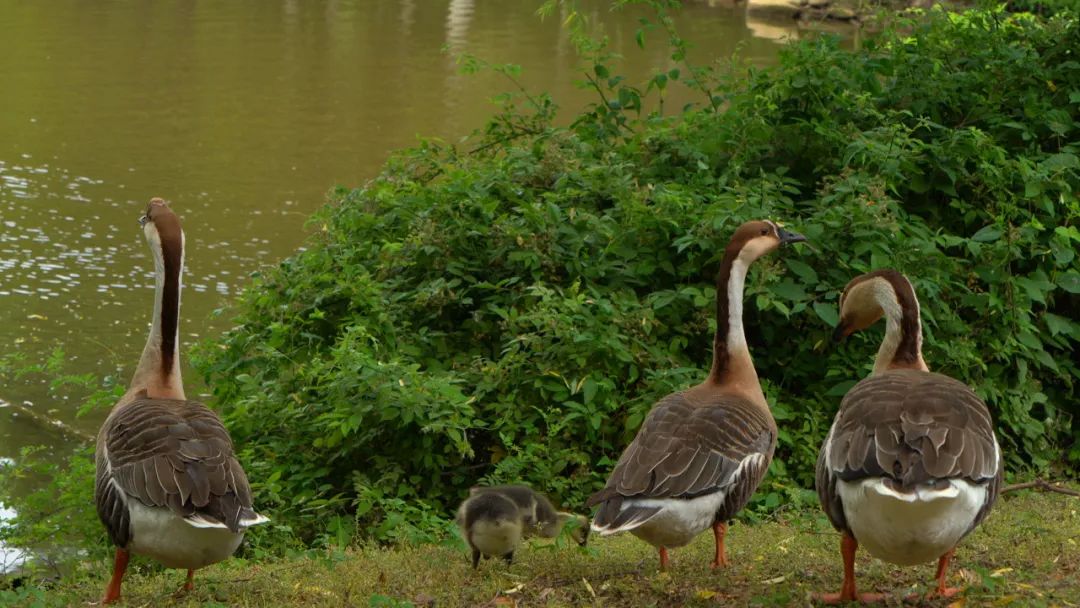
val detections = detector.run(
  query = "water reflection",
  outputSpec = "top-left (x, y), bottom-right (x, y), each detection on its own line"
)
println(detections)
top-left (0, 0), bottom-right (843, 483)
top-left (1, 492), bottom-right (27, 574)
top-left (445, 0), bottom-right (475, 54)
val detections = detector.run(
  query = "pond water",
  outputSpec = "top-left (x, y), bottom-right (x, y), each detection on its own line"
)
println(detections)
top-left (0, 0), bottom-right (831, 561)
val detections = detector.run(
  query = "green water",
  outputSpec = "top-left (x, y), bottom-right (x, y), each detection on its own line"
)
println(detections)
top-left (0, 0), bottom-right (815, 507)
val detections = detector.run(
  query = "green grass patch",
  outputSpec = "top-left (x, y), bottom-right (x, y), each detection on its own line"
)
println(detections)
top-left (9, 491), bottom-right (1077, 607)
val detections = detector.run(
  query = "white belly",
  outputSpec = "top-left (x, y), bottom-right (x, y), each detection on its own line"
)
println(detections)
top-left (127, 500), bottom-right (244, 569)
top-left (838, 478), bottom-right (986, 566)
top-left (626, 492), bottom-right (725, 549)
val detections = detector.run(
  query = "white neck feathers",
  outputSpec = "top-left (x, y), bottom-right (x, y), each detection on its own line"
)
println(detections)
top-left (132, 228), bottom-right (185, 400)
top-left (869, 278), bottom-right (927, 375)
top-left (726, 258), bottom-right (749, 354)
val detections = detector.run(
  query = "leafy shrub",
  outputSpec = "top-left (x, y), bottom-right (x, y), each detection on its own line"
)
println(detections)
top-left (190, 4), bottom-right (1079, 541)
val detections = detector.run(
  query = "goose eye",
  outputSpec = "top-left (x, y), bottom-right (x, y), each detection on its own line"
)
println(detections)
top-left (760, 228), bottom-right (769, 235)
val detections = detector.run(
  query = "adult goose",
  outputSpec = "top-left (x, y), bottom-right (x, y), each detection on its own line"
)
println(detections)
top-left (815, 269), bottom-right (1002, 602)
top-left (95, 199), bottom-right (268, 604)
top-left (586, 220), bottom-right (806, 571)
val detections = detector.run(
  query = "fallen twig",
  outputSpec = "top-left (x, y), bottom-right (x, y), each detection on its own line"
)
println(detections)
top-left (1002, 478), bottom-right (1080, 497)
top-left (0, 399), bottom-right (93, 442)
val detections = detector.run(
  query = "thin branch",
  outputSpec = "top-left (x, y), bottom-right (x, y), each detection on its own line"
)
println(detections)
top-left (1002, 478), bottom-right (1080, 498)
top-left (0, 400), bottom-right (93, 442)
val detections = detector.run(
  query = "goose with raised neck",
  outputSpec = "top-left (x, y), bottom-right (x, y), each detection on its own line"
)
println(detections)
top-left (586, 220), bottom-right (806, 571)
top-left (816, 269), bottom-right (1002, 603)
top-left (94, 199), bottom-right (268, 604)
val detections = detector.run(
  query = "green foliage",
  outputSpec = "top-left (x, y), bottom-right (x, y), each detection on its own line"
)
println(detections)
top-left (191, 4), bottom-right (1080, 542)
top-left (0, 446), bottom-right (105, 565)
top-left (0, 349), bottom-right (124, 575)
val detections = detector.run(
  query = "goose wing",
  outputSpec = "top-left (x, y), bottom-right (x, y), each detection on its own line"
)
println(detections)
top-left (587, 392), bottom-right (775, 528)
top-left (95, 398), bottom-right (267, 548)
top-left (816, 369), bottom-right (1002, 533)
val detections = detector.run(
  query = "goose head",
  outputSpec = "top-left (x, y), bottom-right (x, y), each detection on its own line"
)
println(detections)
top-left (833, 270), bottom-right (914, 341)
top-left (549, 512), bottom-right (590, 547)
top-left (138, 197), bottom-right (184, 253)
top-left (724, 219), bottom-right (806, 263)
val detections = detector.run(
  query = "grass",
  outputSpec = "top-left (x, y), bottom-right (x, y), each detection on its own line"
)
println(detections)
top-left (4, 491), bottom-right (1078, 607)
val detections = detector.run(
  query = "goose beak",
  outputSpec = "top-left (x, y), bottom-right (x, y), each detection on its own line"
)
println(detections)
top-left (138, 215), bottom-right (149, 227)
top-left (833, 320), bottom-right (852, 342)
top-left (778, 228), bottom-right (806, 245)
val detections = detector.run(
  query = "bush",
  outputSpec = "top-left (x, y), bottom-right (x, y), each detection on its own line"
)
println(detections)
top-left (190, 4), bottom-right (1079, 542)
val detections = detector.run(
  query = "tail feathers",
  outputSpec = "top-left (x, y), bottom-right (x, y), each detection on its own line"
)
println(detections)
top-left (239, 510), bottom-right (271, 527)
top-left (871, 478), bottom-right (961, 502)
top-left (183, 505), bottom-right (269, 531)
top-left (184, 513), bottom-right (230, 529)
top-left (591, 498), bottom-right (663, 535)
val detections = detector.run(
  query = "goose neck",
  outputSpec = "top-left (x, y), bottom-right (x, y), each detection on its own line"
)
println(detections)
top-left (132, 229), bottom-right (185, 400)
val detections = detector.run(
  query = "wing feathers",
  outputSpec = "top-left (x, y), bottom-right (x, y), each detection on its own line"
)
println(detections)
top-left (589, 391), bottom-right (775, 529)
top-left (95, 398), bottom-right (267, 540)
top-left (815, 369), bottom-right (1003, 534)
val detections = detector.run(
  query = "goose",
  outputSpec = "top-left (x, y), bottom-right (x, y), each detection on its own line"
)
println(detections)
top-left (586, 220), bottom-right (806, 571)
top-left (456, 484), bottom-right (588, 569)
top-left (470, 484), bottom-right (589, 545)
top-left (94, 199), bottom-right (269, 604)
top-left (815, 269), bottom-right (1002, 602)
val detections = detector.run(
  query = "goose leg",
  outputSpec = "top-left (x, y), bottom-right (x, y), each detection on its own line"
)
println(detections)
top-left (101, 548), bottom-right (129, 604)
top-left (471, 549), bottom-right (481, 569)
top-left (184, 569), bottom-right (195, 592)
top-left (503, 551), bottom-right (514, 566)
top-left (711, 521), bottom-right (729, 569)
top-left (814, 533), bottom-right (885, 604)
top-left (929, 548), bottom-right (960, 599)
top-left (658, 546), bottom-right (670, 572)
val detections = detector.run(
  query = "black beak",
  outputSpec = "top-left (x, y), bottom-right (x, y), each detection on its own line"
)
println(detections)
top-left (778, 228), bottom-right (807, 245)
top-left (832, 321), bottom-right (851, 342)
top-left (138, 215), bottom-right (150, 227)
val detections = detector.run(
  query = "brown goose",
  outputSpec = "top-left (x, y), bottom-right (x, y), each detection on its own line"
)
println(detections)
top-left (95, 199), bottom-right (268, 604)
top-left (586, 220), bottom-right (806, 571)
top-left (815, 269), bottom-right (1002, 602)
top-left (456, 484), bottom-right (588, 569)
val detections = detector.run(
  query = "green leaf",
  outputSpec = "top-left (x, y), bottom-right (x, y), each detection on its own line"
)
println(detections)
top-left (785, 259), bottom-right (818, 283)
top-left (1016, 330), bottom-right (1041, 350)
top-left (813, 301), bottom-right (839, 327)
top-left (1034, 349), bottom-right (1059, 373)
top-left (1059, 271), bottom-right (1080, 294)
top-left (582, 377), bottom-right (598, 405)
top-left (971, 226), bottom-right (1002, 242)
top-left (771, 280), bottom-right (808, 301)
top-left (826, 380), bottom-right (857, 397)
top-left (1044, 313), bottom-right (1078, 338)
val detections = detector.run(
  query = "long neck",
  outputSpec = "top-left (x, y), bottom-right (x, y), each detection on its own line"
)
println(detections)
top-left (132, 231), bottom-right (185, 400)
top-left (872, 282), bottom-right (928, 374)
top-left (708, 255), bottom-right (763, 403)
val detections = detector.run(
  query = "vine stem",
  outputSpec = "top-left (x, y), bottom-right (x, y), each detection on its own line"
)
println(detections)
top-left (1002, 478), bottom-right (1080, 498)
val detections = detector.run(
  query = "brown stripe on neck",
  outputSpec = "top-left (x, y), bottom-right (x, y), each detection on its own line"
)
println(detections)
top-left (709, 231), bottom-right (754, 383)
top-left (866, 269), bottom-right (922, 365)
top-left (152, 209), bottom-right (183, 378)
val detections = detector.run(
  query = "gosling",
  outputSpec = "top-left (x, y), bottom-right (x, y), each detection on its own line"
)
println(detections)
top-left (456, 484), bottom-right (588, 569)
